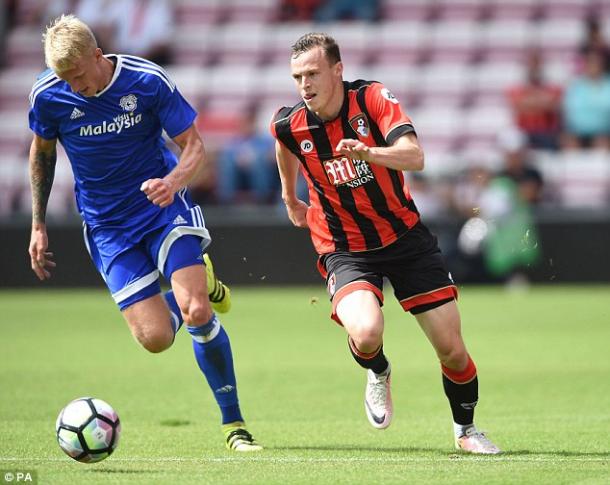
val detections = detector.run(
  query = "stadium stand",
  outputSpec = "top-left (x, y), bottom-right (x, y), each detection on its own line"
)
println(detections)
top-left (1, 0), bottom-right (609, 214)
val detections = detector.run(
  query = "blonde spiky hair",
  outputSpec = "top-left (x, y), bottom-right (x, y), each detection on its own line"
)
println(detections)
top-left (43, 14), bottom-right (97, 74)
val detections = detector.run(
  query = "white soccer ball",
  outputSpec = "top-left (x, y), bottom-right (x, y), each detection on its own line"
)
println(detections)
top-left (56, 397), bottom-right (121, 463)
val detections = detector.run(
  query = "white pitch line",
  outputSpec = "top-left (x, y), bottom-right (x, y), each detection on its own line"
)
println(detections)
top-left (0, 457), bottom-right (607, 463)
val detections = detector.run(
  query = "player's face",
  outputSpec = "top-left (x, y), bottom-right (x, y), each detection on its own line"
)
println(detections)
top-left (58, 48), bottom-right (107, 97)
top-left (291, 46), bottom-right (343, 118)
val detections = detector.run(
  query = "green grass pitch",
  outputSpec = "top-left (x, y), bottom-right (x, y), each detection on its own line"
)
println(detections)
top-left (1, 285), bottom-right (609, 484)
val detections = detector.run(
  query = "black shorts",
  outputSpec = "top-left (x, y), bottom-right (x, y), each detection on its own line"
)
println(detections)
top-left (319, 222), bottom-right (457, 324)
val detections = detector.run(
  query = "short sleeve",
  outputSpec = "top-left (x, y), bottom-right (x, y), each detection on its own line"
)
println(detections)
top-left (365, 82), bottom-right (415, 146)
top-left (154, 77), bottom-right (197, 138)
top-left (28, 97), bottom-right (59, 140)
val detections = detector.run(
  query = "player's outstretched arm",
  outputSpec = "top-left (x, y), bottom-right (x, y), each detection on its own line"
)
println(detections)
top-left (141, 124), bottom-right (205, 208)
top-left (275, 140), bottom-right (308, 228)
top-left (335, 133), bottom-right (424, 172)
top-left (28, 134), bottom-right (58, 280)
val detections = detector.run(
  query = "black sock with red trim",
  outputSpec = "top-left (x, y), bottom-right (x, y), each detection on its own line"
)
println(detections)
top-left (348, 337), bottom-right (389, 374)
top-left (441, 355), bottom-right (478, 425)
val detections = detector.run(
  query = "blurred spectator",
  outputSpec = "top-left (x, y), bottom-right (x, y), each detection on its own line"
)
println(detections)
top-left (451, 165), bottom-right (492, 219)
top-left (496, 129), bottom-right (544, 206)
top-left (314, 0), bottom-right (379, 22)
top-left (216, 109), bottom-right (277, 205)
top-left (454, 166), bottom-right (540, 283)
top-left (561, 50), bottom-right (610, 150)
top-left (78, 0), bottom-right (174, 65)
top-left (111, 0), bottom-right (173, 65)
top-left (75, 0), bottom-right (116, 52)
top-left (277, 0), bottom-right (321, 22)
top-left (579, 17), bottom-right (610, 73)
top-left (506, 50), bottom-right (562, 150)
top-left (406, 172), bottom-right (450, 220)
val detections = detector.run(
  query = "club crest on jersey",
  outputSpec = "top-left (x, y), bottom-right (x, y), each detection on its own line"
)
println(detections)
top-left (349, 113), bottom-right (370, 138)
top-left (323, 157), bottom-right (375, 189)
top-left (119, 94), bottom-right (138, 112)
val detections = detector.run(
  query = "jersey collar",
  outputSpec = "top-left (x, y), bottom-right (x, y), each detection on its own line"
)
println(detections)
top-left (94, 54), bottom-right (122, 97)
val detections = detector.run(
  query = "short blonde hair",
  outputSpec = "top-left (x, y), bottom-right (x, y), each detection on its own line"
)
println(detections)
top-left (43, 14), bottom-right (97, 73)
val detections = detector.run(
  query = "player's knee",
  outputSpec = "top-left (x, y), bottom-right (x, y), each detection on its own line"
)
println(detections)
top-left (132, 327), bottom-right (173, 353)
top-left (438, 347), bottom-right (469, 371)
top-left (350, 324), bottom-right (384, 353)
top-left (183, 299), bottom-right (212, 326)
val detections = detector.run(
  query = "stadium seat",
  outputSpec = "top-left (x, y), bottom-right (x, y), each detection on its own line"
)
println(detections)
top-left (207, 65), bottom-right (257, 103)
top-left (381, 0), bottom-right (434, 21)
top-left (555, 151), bottom-right (610, 208)
top-left (540, 0), bottom-right (593, 20)
top-left (264, 23), bottom-right (316, 66)
top-left (486, 0), bottom-right (541, 21)
top-left (166, 66), bottom-right (209, 107)
top-left (461, 104), bottom-right (514, 151)
top-left (480, 20), bottom-right (534, 63)
top-left (0, 67), bottom-right (42, 110)
top-left (533, 19), bottom-right (587, 61)
top-left (0, 111), bottom-right (31, 151)
top-left (320, 23), bottom-right (377, 66)
top-left (171, 25), bottom-right (219, 66)
top-left (416, 63), bottom-right (473, 106)
top-left (0, 155), bottom-right (27, 217)
top-left (224, 0), bottom-right (278, 23)
top-left (409, 106), bottom-right (462, 152)
top-left (5, 27), bottom-right (44, 68)
top-left (215, 23), bottom-right (267, 65)
top-left (374, 21), bottom-right (430, 66)
top-left (435, 0), bottom-right (487, 22)
top-left (174, 0), bottom-right (225, 26)
top-left (428, 20), bottom-right (483, 63)
top-left (471, 62), bottom-right (524, 98)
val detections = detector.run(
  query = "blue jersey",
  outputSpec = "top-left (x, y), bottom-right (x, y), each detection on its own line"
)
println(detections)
top-left (28, 55), bottom-right (197, 232)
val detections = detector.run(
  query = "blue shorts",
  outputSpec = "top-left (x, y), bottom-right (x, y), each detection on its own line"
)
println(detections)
top-left (83, 201), bottom-right (211, 311)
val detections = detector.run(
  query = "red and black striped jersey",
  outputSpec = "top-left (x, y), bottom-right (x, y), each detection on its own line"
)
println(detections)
top-left (270, 80), bottom-right (420, 255)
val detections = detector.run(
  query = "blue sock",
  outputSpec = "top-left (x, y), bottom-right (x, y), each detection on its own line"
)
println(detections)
top-left (187, 314), bottom-right (244, 425)
top-left (163, 290), bottom-right (183, 336)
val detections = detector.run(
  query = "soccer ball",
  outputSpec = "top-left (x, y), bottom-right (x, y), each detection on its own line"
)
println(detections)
top-left (55, 397), bottom-right (121, 463)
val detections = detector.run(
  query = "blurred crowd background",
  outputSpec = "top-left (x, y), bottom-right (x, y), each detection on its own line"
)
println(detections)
top-left (1, 0), bottom-right (610, 283)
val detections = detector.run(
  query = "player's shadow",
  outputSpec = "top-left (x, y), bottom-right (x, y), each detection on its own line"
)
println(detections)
top-left (275, 445), bottom-right (610, 458)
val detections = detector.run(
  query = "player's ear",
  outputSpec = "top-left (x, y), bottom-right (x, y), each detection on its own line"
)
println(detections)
top-left (334, 61), bottom-right (343, 78)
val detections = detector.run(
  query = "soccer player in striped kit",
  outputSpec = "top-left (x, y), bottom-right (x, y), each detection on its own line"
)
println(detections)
top-left (271, 33), bottom-right (500, 454)
top-left (27, 15), bottom-right (261, 452)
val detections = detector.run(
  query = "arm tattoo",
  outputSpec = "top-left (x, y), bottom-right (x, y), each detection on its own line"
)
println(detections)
top-left (30, 146), bottom-right (57, 224)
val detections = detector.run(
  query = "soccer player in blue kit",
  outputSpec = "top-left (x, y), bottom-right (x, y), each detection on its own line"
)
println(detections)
top-left (27, 15), bottom-right (261, 452)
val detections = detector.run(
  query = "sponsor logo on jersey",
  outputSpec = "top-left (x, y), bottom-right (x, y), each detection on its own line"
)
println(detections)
top-left (79, 112), bottom-right (143, 137)
top-left (70, 107), bottom-right (85, 120)
top-left (173, 214), bottom-right (187, 225)
top-left (300, 139), bottom-right (314, 153)
top-left (380, 88), bottom-right (399, 104)
top-left (349, 113), bottom-right (370, 137)
top-left (119, 94), bottom-right (138, 112)
top-left (323, 157), bottom-right (375, 188)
